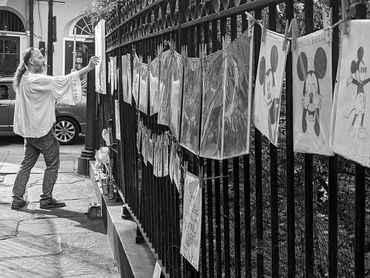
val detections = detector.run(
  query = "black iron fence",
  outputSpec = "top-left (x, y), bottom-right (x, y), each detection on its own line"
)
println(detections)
top-left (97, 0), bottom-right (370, 277)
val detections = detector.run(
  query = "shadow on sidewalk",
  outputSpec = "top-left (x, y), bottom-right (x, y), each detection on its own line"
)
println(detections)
top-left (20, 205), bottom-right (106, 234)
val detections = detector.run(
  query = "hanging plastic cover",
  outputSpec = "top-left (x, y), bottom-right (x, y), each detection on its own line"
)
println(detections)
top-left (122, 54), bottom-right (132, 104)
top-left (253, 30), bottom-right (289, 146)
top-left (200, 30), bottom-right (254, 159)
top-left (222, 31), bottom-right (254, 158)
top-left (200, 49), bottom-right (224, 159)
top-left (169, 51), bottom-right (183, 140)
top-left (158, 50), bottom-right (172, 125)
top-left (293, 29), bottom-right (333, 155)
top-left (180, 57), bottom-right (202, 155)
top-left (139, 62), bottom-right (148, 114)
top-left (149, 57), bottom-right (160, 115)
top-left (330, 20), bottom-right (370, 168)
top-left (132, 53), bottom-right (140, 106)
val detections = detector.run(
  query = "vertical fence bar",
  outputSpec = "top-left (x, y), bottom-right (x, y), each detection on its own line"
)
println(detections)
top-left (328, 3), bottom-right (339, 278)
top-left (253, 8), bottom-right (264, 278)
top-left (353, 4), bottom-right (366, 278)
top-left (304, 1), bottom-right (314, 277)
top-left (268, 4), bottom-right (279, 278)
top-left (285, 1), bottom-right (296, 277)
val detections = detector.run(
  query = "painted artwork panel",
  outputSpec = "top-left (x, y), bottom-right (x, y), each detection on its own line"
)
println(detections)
top-left (253, 30), bottom-right (289, 146)
top-left (115, 100), bottom-right (121, 140)
top-left (163, 133), bottom-right (169, 177)
top-left (293, 29), bottom-right (333, 155)
top-left (222, 31), bottom-right (253, 158)
top-left (330, 20), bottom-right (370, 168)
top-left (127, 53), bottom-right (132, 102)
top-left (139, 62), bottom-right (148, 114)
top-left (94, 20), bottom-right (106, 94)
top-left (150, 57), bottom-right (160, 115)
top-left (180, 172), bottom-right (202, 271)
top-left (169, 51), bottom-right (183, 139)
top-left (158, 50), bottom-right (172, 126)
top-left (180, 57), bottom-right (202, 155)
top-left (200, 50), bottom-right (225, 159)
top-left (132, 54), bottom-right (140, 106)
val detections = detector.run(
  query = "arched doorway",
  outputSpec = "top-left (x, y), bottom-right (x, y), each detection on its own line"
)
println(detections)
top-left (0, 10), bottom-right (26, 77)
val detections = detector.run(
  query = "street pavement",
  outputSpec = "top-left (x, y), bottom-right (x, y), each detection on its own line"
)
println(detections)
top-left (0, 135), bottom-right (119, 278)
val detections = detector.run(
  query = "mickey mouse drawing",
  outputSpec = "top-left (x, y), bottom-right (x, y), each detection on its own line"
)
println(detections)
top-left (345, 47), bottom-right (370, 140)
top-left (297, 47), bottom-right (327, 136)
top-left (258, 45), bottom-right (279, 142)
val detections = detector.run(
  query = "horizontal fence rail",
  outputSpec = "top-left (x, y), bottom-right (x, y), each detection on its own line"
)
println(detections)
top-left (96, 0), bottom-right (370, 277)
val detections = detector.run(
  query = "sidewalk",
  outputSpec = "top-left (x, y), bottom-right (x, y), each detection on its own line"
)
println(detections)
top-left (0, 140), bottom-right (119, 278)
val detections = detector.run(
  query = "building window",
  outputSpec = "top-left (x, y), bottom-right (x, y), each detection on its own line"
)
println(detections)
top-left (0, 10), bottom-right (25, 32)
top-left (73, 16), bottom-right (93, 36)
top-left (0, 36), bottom-right (20, 77)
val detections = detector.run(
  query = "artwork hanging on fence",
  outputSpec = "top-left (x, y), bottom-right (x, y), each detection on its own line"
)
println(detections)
top-left (148, 135), bottom-right (154, 165)
top-left (330, 20), bottom-right (370, 168)
top-left (180, 57), bottom-right (202, 155)
top-left (139, 62), bottom-right (148, 114)
top-left (142, 127), bottom-right (148, 165)
top-left (94, 20), bottom-right (106, 94)
top-left (149, 57), bottom-right (160, 116)
top-left (163, 133), bottom-right (169, 177)
top-left (158, 50), bottom-right (172, 126)
top-left (200, 30), bottom-right (254, 159)
top-left (253, 30), bottom-right (289, 146)
top-left (122, 54), bottom-right (132, 104)
top-left (152, 262), bottom-right (162, 278)
top-left (115, 100), bottom-right (121, 140)
top-left (137, 120), bottom-right (143, 152)
top-left (132, 54), bottom-right (141, 106)
top-left (173, 153), bottom-right (181, 192)
top-left (169, 51), bottom-right (183, 140)
top-left (180, 171), bottom-right (202, 271)
top-left (293, 29), bottom-right (333, 155)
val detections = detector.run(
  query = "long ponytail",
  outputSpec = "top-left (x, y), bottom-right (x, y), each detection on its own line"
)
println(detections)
top-left (13, 47), bottom-right (34, 90)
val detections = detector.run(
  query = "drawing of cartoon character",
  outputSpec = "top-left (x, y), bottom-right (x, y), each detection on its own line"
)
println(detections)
top-left (297, 47), bottom-right (327, 136)
top-left (345, 47), bottom-right (370, 140)
top-left (258, 45), bottom-right (279, 142)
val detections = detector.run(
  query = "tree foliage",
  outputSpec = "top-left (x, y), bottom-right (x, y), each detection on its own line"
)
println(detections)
top-left (84, 0), bottom-right (119, 24)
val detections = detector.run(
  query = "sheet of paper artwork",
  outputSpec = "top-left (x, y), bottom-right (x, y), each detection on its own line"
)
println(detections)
top-left (115, 100), bottom-right (121, 140)
top-left (180, 57), bottom-right (202, 155)
top-left (222, 31), bottom-right (254, 158)
top-left (148, 135), bottom-right (154, 165)
top-left (122, 54), bottom-right (132, 104)
top-left (253, 30), bottom-right (289, 146)
top-left (173, 153), bottom-right (181, 192)
top-left (153, 135), bottom-right (159, 176)
top-left (94, 20), bottom-right (106, 94)
top-left (293, 29), bottom-right (333, 155)
top-left (158, 50), bottom-right (172, 126)
top-left (152, 261), bottom-right (162, 278)
top-left (132, 54), bottom-right (141, 106)
top-left (330, 20), bottom-right (370, 167)
top-left (150, 57), bottom-right (160, 116)
top-left (180, 172), bottom-right (202, 271)
top-left (139, 62), bottom-right (148, 114)
top-left (137, 120), bottom-right (143, 152)
top-left (169, 51), bottom-right (183, 139)
top-left (142, 127), bottom-right (148, 165)
top-left (169, 140), bottom-right (174, 182)
top-left (200, 30), bottom-right (254, 159)
top-left (162, 133), bottom-right (169, 177)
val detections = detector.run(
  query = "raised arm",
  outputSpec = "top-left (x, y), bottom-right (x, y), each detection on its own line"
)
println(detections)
top-left (77, 56), bottom-right (100, 79)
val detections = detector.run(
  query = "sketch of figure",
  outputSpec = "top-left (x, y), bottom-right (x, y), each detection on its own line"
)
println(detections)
top-left (345, 46), bottom-right (370, 140)
top-left (258, 45), bottom-right (279, 143)
top-left (297, 47), bottom-right (327, 136)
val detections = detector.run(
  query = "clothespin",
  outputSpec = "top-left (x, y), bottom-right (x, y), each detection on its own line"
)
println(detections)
top-left (261, 13), bottom-right (268, 43)
top-left (341, 0), bottom-right (350, 36)
top-left (282, 19), bottom-right (290, 51)
top-left (289, 17), bottom-right (298, 51)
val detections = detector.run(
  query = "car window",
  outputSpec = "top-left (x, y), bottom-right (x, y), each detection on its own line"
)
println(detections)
top-left (0, 82), bottom-right (14, 100)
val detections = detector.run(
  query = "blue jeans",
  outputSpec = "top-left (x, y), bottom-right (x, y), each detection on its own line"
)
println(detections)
top-left (12, 128), bottom-right (60, 201)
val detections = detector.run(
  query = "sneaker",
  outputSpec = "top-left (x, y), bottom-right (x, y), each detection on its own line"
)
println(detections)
top-left (40, 198), bottom-right (66, 209)
top-left (11, 199), bottom-right (28, 210)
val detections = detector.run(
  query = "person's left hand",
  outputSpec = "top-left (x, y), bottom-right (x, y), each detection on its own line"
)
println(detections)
top-left (88, 56), bottom-right (100, 70)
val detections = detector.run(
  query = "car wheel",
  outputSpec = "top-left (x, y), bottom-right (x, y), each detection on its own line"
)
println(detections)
top-left (55, 117), bottom-right (80, 145)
